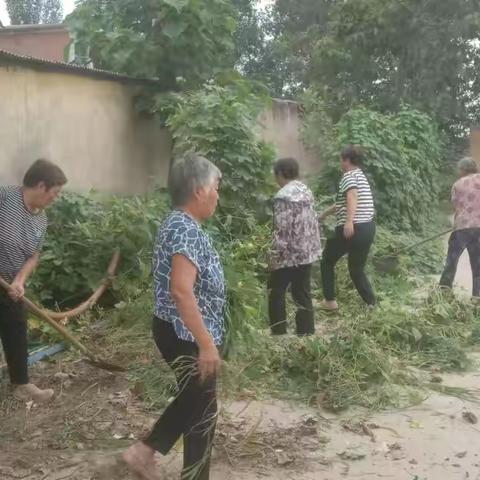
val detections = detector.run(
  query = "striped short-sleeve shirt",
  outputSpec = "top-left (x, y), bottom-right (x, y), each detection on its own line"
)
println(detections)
top-left (0, 186), bottom-right (47, 282)
top-left (336, 169), bottom-right (374, 227)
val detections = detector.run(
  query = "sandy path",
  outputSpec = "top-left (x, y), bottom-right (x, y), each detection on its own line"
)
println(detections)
top-left (454, 248), bottom-right (473, 295)
top-left (0, 236), bottom-right (478, 480)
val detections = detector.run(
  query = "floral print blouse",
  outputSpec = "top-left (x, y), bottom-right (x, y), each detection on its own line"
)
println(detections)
top-left (452, 174), bottom-right (480, 230)
top-left (270, 180), bottom-right (322, 271)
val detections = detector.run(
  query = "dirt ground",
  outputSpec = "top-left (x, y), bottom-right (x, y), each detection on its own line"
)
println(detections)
top-left (0, 246), bottom-right (477, 480)
top-left (1, 354), bottom-right (480, 480)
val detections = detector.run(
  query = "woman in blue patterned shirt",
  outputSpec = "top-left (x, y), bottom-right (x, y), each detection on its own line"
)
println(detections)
top-left (123, 155), bottom-right (225, 480)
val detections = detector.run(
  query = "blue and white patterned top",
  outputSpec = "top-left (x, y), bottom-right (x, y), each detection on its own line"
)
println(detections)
top-left (153, 210), bottom-right (226, 345)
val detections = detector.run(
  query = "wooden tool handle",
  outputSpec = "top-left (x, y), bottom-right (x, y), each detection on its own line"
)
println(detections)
top-left (0, 277), bottom-right (93, 358)
top-left (394, 228), bottom-right (453, 255)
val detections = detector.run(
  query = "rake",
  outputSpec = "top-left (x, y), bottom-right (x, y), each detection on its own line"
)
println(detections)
top-left (373, 228), bottom-right (452, 274)
top-left (0, 277), bottom-right (125, 373)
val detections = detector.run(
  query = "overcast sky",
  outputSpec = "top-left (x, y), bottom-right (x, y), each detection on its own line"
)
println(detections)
top-left (0, 0), bottom-right (272, 25)
top-left (0, 0), bottom-right (75, 25)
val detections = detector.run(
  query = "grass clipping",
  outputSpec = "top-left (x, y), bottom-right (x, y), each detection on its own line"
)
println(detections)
top-left (95, 223), bottom-right (479, 413)
top-left (99, 274), bottom-right (479, 414)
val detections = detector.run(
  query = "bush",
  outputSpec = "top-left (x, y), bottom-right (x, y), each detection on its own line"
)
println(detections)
top-left (164, 82), bottom-right (276, 231)
top-left (31, 192), bottom-right (169, 306)
top-left (303, 98), bottom-right (444, 231)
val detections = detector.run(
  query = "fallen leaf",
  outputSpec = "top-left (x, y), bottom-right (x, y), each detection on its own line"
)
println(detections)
top-left (276, 451), bottom-right (295, 466)
top-left (463, 411), bottom-right (478, 424)
top-left (337, 448), bottom-right (367, 461)
top-left (408, 420), bottom-right (423, 429)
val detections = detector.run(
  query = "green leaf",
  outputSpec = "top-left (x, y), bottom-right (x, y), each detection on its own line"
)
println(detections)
top-left (162, 20), bottom-right (188, 39)
top-left (162, 0), bottom-right (189, 13)
top-left (412, 327), bottom-right (423, 343)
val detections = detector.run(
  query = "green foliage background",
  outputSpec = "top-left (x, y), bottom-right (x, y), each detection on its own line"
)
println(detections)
top-left (303, 94), bottom-right (443, 231)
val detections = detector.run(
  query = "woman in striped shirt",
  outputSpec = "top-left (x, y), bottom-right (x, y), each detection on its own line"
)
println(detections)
top-left (319, 145), bottom-right (376, 310)
top-left (0, 160), bottom-right (67, 403)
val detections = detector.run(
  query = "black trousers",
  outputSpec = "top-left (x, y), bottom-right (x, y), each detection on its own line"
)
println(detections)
top-left (144, 318), bottom-right (218, 480)
top-left (440, 228), bottom-right (480, 298)
top-left (268, 264), bottom-right (315, 336)
top-left (0, 292), bottom-right (29, 385)
top-left (321, 222), bottom-right (376, 305)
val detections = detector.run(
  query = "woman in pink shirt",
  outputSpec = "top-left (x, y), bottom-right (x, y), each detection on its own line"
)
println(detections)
top-left (440, 157), bottom-right (480, 298)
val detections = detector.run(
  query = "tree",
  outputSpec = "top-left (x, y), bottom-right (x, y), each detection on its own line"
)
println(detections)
top-left (260, 0), bottom-right (480, 134)
top-left (42, 0), bottom-right (63, 24)
top-left (310, 0), bottom-right (480, 132)
top-left (234, 4), bottom-right (303, 98)
top-left (67, 0), bottom-right (237, 89)
top-left (7, 0), bottom-right (63, 24)
top-left (6, 0), bottom-right (43, 24)
top-left (237, 0), bottom-right (334, 97)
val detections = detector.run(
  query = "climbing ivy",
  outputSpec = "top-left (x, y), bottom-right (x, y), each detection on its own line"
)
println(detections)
top-left (304, 99), bottom-right (443, 231)
top-left (161, 82), bottom-right (275, 230)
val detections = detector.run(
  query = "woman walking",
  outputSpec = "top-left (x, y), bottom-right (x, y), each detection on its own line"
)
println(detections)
top-left (268, 157), bottom-right (321, 336)
top-left (123, 155), bottom-right (225, 480)
top-left (440, 157), bottom-right (480, 298)
top-left (319, 145), bottom-right (376, 310)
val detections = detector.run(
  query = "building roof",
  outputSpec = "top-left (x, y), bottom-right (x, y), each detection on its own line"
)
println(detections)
top-left (0, 48), bottom-right (160, 86)
top-left (0, 23), bottom-right (66, 33)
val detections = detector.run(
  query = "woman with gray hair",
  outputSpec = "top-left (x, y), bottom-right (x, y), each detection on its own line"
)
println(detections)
top-left (440, 157), bottom-right (480, 298)
top-left (123, 154), bottom-right (225, 480)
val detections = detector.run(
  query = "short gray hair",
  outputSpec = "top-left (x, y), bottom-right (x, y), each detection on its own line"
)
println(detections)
top-left (168, 154), bottom-right (221, 207)
top-left (458, 157), bottom-right (478, 175)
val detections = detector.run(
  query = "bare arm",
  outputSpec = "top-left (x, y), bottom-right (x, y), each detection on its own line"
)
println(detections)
top-left (170, 254), bottom-right (220, 380)
top-left (345, 189), bottom-right (358, 224)
top-left (319, 204), bottom-right (336, 220)
top-left (9, 252), bottom-right (40, 301)
top-left (344, 189), bottom-right (358, 239)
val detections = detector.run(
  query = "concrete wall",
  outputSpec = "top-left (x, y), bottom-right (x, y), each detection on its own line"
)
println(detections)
top-left (259, 99), bottom-right (321, 176)
top-left (0, 64), bottom-right (171, 194)
top-left (0, 63), bottom-right (317, 195)
top-left (0, 27), bottom-right (70, 62)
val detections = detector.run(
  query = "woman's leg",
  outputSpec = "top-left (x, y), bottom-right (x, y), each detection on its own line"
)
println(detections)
top-left (347, 222), bottom-right (376, 305)
top-left (466, 229), bottom-right (480, 298)
top-left (291, 264), bottom-right (315, 335)
top-left (320, 230), bottom-right (347, 302)
top-left (141, 319), bottom-right (218, 480)
top-left (440, 231), bottom-right (466, 290)
top-left (0, 295), bottom-right (54, 403)
top-left (268, 268), bottom-right (292, 335)
top-left (0, 297), bottom-right (29, 386)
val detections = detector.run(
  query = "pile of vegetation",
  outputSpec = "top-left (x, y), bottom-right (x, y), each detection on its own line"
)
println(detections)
top-left (26, 60), bottom-right (476, 413)
top-left (29, 182), bottom-right (479, 413)
top-left (13, 0), bottom-right (474, 413)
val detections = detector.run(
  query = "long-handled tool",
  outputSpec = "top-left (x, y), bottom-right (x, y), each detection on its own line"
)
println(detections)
top-left (0, 277), bottom-right (125, 372)
top-left (373, 228), bottom-right (452, 274)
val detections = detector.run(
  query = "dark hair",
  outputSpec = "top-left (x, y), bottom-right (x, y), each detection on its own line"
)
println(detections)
top-left (273, 157), bottom-right (300, 180)
top-left (23, 159), bottom-right (67, 189)
top-left (341, 145), bottom-right (364, 166)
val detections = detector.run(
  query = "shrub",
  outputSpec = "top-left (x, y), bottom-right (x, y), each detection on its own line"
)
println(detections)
top-left (303, 99), bottom-right (444, 231)
top-left (164, 82), bottom-right (276, 231)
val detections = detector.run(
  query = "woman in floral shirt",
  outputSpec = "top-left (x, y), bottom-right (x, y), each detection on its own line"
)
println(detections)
top-left (269, 157), bottom-right (322, 336)
top-left (440, 157), bottom-right (480, 298)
